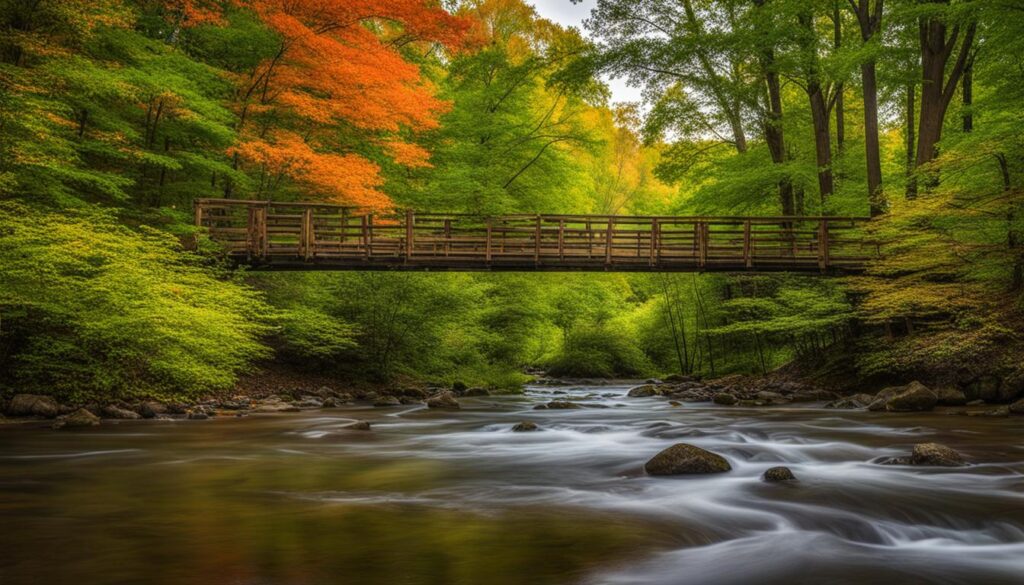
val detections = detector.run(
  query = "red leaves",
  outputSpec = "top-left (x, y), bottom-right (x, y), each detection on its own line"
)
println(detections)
top-left (221, 0), bottom-right (470, 209)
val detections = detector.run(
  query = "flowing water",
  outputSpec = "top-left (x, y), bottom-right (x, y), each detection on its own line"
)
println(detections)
top-left (1, 384), bottom-right (1023, 585)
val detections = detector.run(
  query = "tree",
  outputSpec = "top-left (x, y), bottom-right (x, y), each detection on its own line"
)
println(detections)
top-left (585, 0), bottom-right (753, 154)
top-left (848, 0), bottom-right (886, 215)
top-left (218, 0), bottom-right (471, 208)
top-left (422, 0), bottom-right (597, 214)
top-left (913, 0), bottom-right (976, 169)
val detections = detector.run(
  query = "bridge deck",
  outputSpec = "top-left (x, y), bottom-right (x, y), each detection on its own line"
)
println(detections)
top-left (194, 199), bottom-right (874, 273)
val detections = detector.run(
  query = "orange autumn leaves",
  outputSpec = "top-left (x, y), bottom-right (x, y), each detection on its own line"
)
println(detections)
top-left (211, 0), bottom-right (471, 209)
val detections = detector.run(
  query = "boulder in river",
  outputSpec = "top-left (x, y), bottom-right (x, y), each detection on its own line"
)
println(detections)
top-left (885, 382), bottom-right (937, 412)
top-left (52, 408), bottom-right (101, 429)
top-left (101, 405), bottom-right (141, 420)
top-left (137, 401), bottom-right (167, 419)
top-left (511, 421), bottom-right (538, 432)
top-left (867, 386), bottom-right (903, 411)
top-left (348, 420), bottom-right (371, 431)
top-left (464, 387), bottom-right (490, 397)
top-left (880, 442), bottom-right (966, 466)
top-left (911, 442), bottom-right (966, 466)
top-left (712, 393), bottom-right (737, 406)
top-left (6, 394), bottom-right (60, 418)
top-left (627, 385), bottom-right (660, 398)
top-left (426, 391), bottom-right (461, 409)
top-left (373, 396), bottom-right (401, 407)
top-left (762, 466), bottom-right (797, 482)
top-left (543, 400), bottom-right (581, 409)
top-left (644, 443), bottom-right (732, 475)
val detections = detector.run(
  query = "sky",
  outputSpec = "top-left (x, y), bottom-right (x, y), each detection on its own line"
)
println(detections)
top-left (528, 0), bottom-right (646, 105)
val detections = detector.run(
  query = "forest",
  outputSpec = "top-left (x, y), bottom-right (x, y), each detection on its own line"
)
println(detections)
top-left (1, 0), bottom-right (1022, 402)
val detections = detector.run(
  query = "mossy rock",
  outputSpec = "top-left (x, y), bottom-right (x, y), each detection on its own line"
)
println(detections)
top-left (644, 443), bottom-right (731, 475)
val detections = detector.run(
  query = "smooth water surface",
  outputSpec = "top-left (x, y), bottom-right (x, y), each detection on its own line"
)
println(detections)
top-left (1, 385), bottom-right (1023, 585)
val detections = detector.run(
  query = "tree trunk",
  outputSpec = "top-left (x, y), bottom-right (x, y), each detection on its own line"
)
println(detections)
top-left (862, 60), bottom-right (883, 214)
top-left (850, 0), bottom-right (885, 215)
top-left (809, 85), bottom-right (835, 207)
top-left (915, 16), bottom-right (976, 168)
top-left (798, 10), bottom-right (835, 207)
top-left (905, 84), bottom-right (917, 199)
top-left (962, 60), bottom-right (973, 132)
top-left (834, 2), bottom-right (845, 154)
top-left (754, 0), bottom-right (793, 215)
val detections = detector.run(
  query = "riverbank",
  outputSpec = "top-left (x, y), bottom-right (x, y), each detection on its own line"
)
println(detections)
top-left (3, 365), bottom-right (1023, 429)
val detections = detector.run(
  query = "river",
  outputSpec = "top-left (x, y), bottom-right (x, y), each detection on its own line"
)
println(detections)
top-left (1, 384), bottom-right (1022, 585)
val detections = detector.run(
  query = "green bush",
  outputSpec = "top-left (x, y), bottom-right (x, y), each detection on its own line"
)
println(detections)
top-left (546, 325), bottom-right (652, 378)
top-left (0, 202), bottom-right (271, 402)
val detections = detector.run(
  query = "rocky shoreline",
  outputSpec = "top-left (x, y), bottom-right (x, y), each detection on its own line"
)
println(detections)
top-left (618, 374), bottom-right (1024, 417)
top-left (3, 371), bottom-right (1023, 430)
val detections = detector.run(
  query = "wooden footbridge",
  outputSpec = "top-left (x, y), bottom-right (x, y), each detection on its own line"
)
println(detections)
top-left (195, 199), bottom-right (874, 273)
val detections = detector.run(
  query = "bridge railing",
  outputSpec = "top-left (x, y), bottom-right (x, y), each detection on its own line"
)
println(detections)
top-left (194, 198), bottom-right (874, 272)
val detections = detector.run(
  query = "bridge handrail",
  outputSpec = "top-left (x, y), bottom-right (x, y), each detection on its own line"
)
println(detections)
top-left (193, 198), bottom-right (876, 273)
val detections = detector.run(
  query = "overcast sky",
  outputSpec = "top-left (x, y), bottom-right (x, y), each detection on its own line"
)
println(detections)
top-left (528, 0), bottom-right (645, 105)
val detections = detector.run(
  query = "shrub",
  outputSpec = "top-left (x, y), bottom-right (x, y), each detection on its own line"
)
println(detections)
top-left (0, 202), bottom-right (271, 402)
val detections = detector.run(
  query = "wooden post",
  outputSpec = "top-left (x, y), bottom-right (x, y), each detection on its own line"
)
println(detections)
top-left (587, 219), bottom-right (593, 258)
top-left (605, 217), bottom-right (615, 265)
top-left (363, 214), bottom-right (372, 258)
top-left (194, 201), bottom-right (204, 227)
top-left (246, 206), bottom-right (257, 259)
top-left (696, 221), bottom-right (707, 268)
top-left (301, 208), bottom-right (314, 261)
top-left (743, 220), bottom-right (752, 269)
top-left (255, 205), bottom-right (268, 259)
top-left (340, 208), bottom-right (348, 244)
top-left (405, 209), bottom-right (414, 262)
top-left (818, 219), bottom-right (830, 270)
top-left (534, 215), bottom-right (541, 264)
top-left (485, 220), bottom-right (492, 263)
top-left (444, 218), bottom-right (451, 257)
top-left (557, 219), bottom-right (565, 260)
top-left (650, 219), bottom-right (659, 266)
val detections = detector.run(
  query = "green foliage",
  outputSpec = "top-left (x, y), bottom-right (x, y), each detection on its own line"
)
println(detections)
top-left (0, 203), bottom-right (271, 401)
top-left (547, 324), bottom-right (653, 379)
